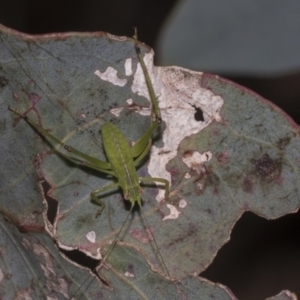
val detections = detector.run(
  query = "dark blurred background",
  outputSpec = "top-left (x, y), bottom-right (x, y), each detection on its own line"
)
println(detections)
top-left (1, 1), bottom-right (300, 299)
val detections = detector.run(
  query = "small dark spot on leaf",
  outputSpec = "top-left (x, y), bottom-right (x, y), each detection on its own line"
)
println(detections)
top-left (130, 226), bottom-right (154, 244)
top-left (5, 274), bottom-right (12, 280)
top-left (170, 168), bottom-right (180, 177)
top-left (207, 172), bottom-right (220, 195)
top-left (28, 93), bottom-right (42, 104)
top-left (183, 150), bottom-right (194, 158)
top-left (252, 153), bottom-right (282, 183)
top-left (158, 150), bottom-right (171, 155)
top-left (89, 130), bottom-right (96, 136)
top-left (187, 222), bottom-right (198, 236)
top-left (243, 175), bottom-right (255, 194)
top-left (167, 223), bottom-right (197, 247)
top-left (0, 76), bottom-right (8, 88)
top-left (277, 137), bottom-right (291, 150)
top-left (167, 227), bottom-right (191, 246)
top-left (207, 172), bottom-right (220, 187)
top-left (190, 104), bottom-right (204, 122)
top-left (167, 166), bottom-right (181, 186)
top-left (126, 264), bottom-right (134, 274)
top-left (206, 208), bottom-right (213, 215)
top-left (217, 151), bottom-right (230, 165)
top-left (213, 128), bottom-right (220, 136)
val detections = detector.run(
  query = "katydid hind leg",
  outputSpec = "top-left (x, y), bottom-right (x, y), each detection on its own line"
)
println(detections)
top-left (139, 176), bottom-right (170, 202)
top-left (9, 106), bottom-right (114, 173)
top-left (133, 33), bottom-right (162, 124)
top-left (131, 37), bottom-right (162, 163)
top-left (131, 121), bottom-right (158, 162)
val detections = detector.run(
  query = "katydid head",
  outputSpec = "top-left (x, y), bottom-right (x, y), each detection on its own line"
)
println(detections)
top-left (124, 187), bottom-right (143, 209)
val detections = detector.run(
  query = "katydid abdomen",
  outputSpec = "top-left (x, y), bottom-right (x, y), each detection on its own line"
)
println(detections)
top-left (101, 122), bottom-right (142, 207)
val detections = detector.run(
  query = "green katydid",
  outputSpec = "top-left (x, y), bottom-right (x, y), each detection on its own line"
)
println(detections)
top-left (9, 32), bottom-right (172, 288)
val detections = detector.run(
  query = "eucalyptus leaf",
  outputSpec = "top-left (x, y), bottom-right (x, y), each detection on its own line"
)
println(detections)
top-left (0, 24), bottom-right (299, 299)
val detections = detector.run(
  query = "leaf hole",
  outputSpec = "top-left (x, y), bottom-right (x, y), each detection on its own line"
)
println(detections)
top-left (190, 104), bottom-right (204, 122)
top-left (40, 179), bottom-right (58, 225)
top-left (59, 247), bottom-right (108, 286)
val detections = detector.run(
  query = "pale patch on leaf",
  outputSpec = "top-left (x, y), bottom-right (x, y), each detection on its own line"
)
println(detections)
top-left (182, 151), bottom-right (212, 174)
top-left (33, 243), bottom-right (55, 276)
top-left (146, 65), bottom-right (224, 202)
top-left (124, 58), bottom-right (133, 76)
top-left (184, 172), bottom-right (191, 179)
top-left (86, 231), bottom-right (96, 244)
top-left (124, 271), bottom-right (135, 278)
top-left (163, 204), bottom-right (181, 221)
top-left (179, 199), bottom-right (187, 208)
top-left (126, 98), bottom-right (133, 105)
top-left (94, 67), bottom-right (127, 86)
top-left (110, 107), bottom-right (124, 117)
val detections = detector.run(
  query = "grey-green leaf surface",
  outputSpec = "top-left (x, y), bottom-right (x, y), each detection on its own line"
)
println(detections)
top-left (0, 24), bottom-right (299, 299)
